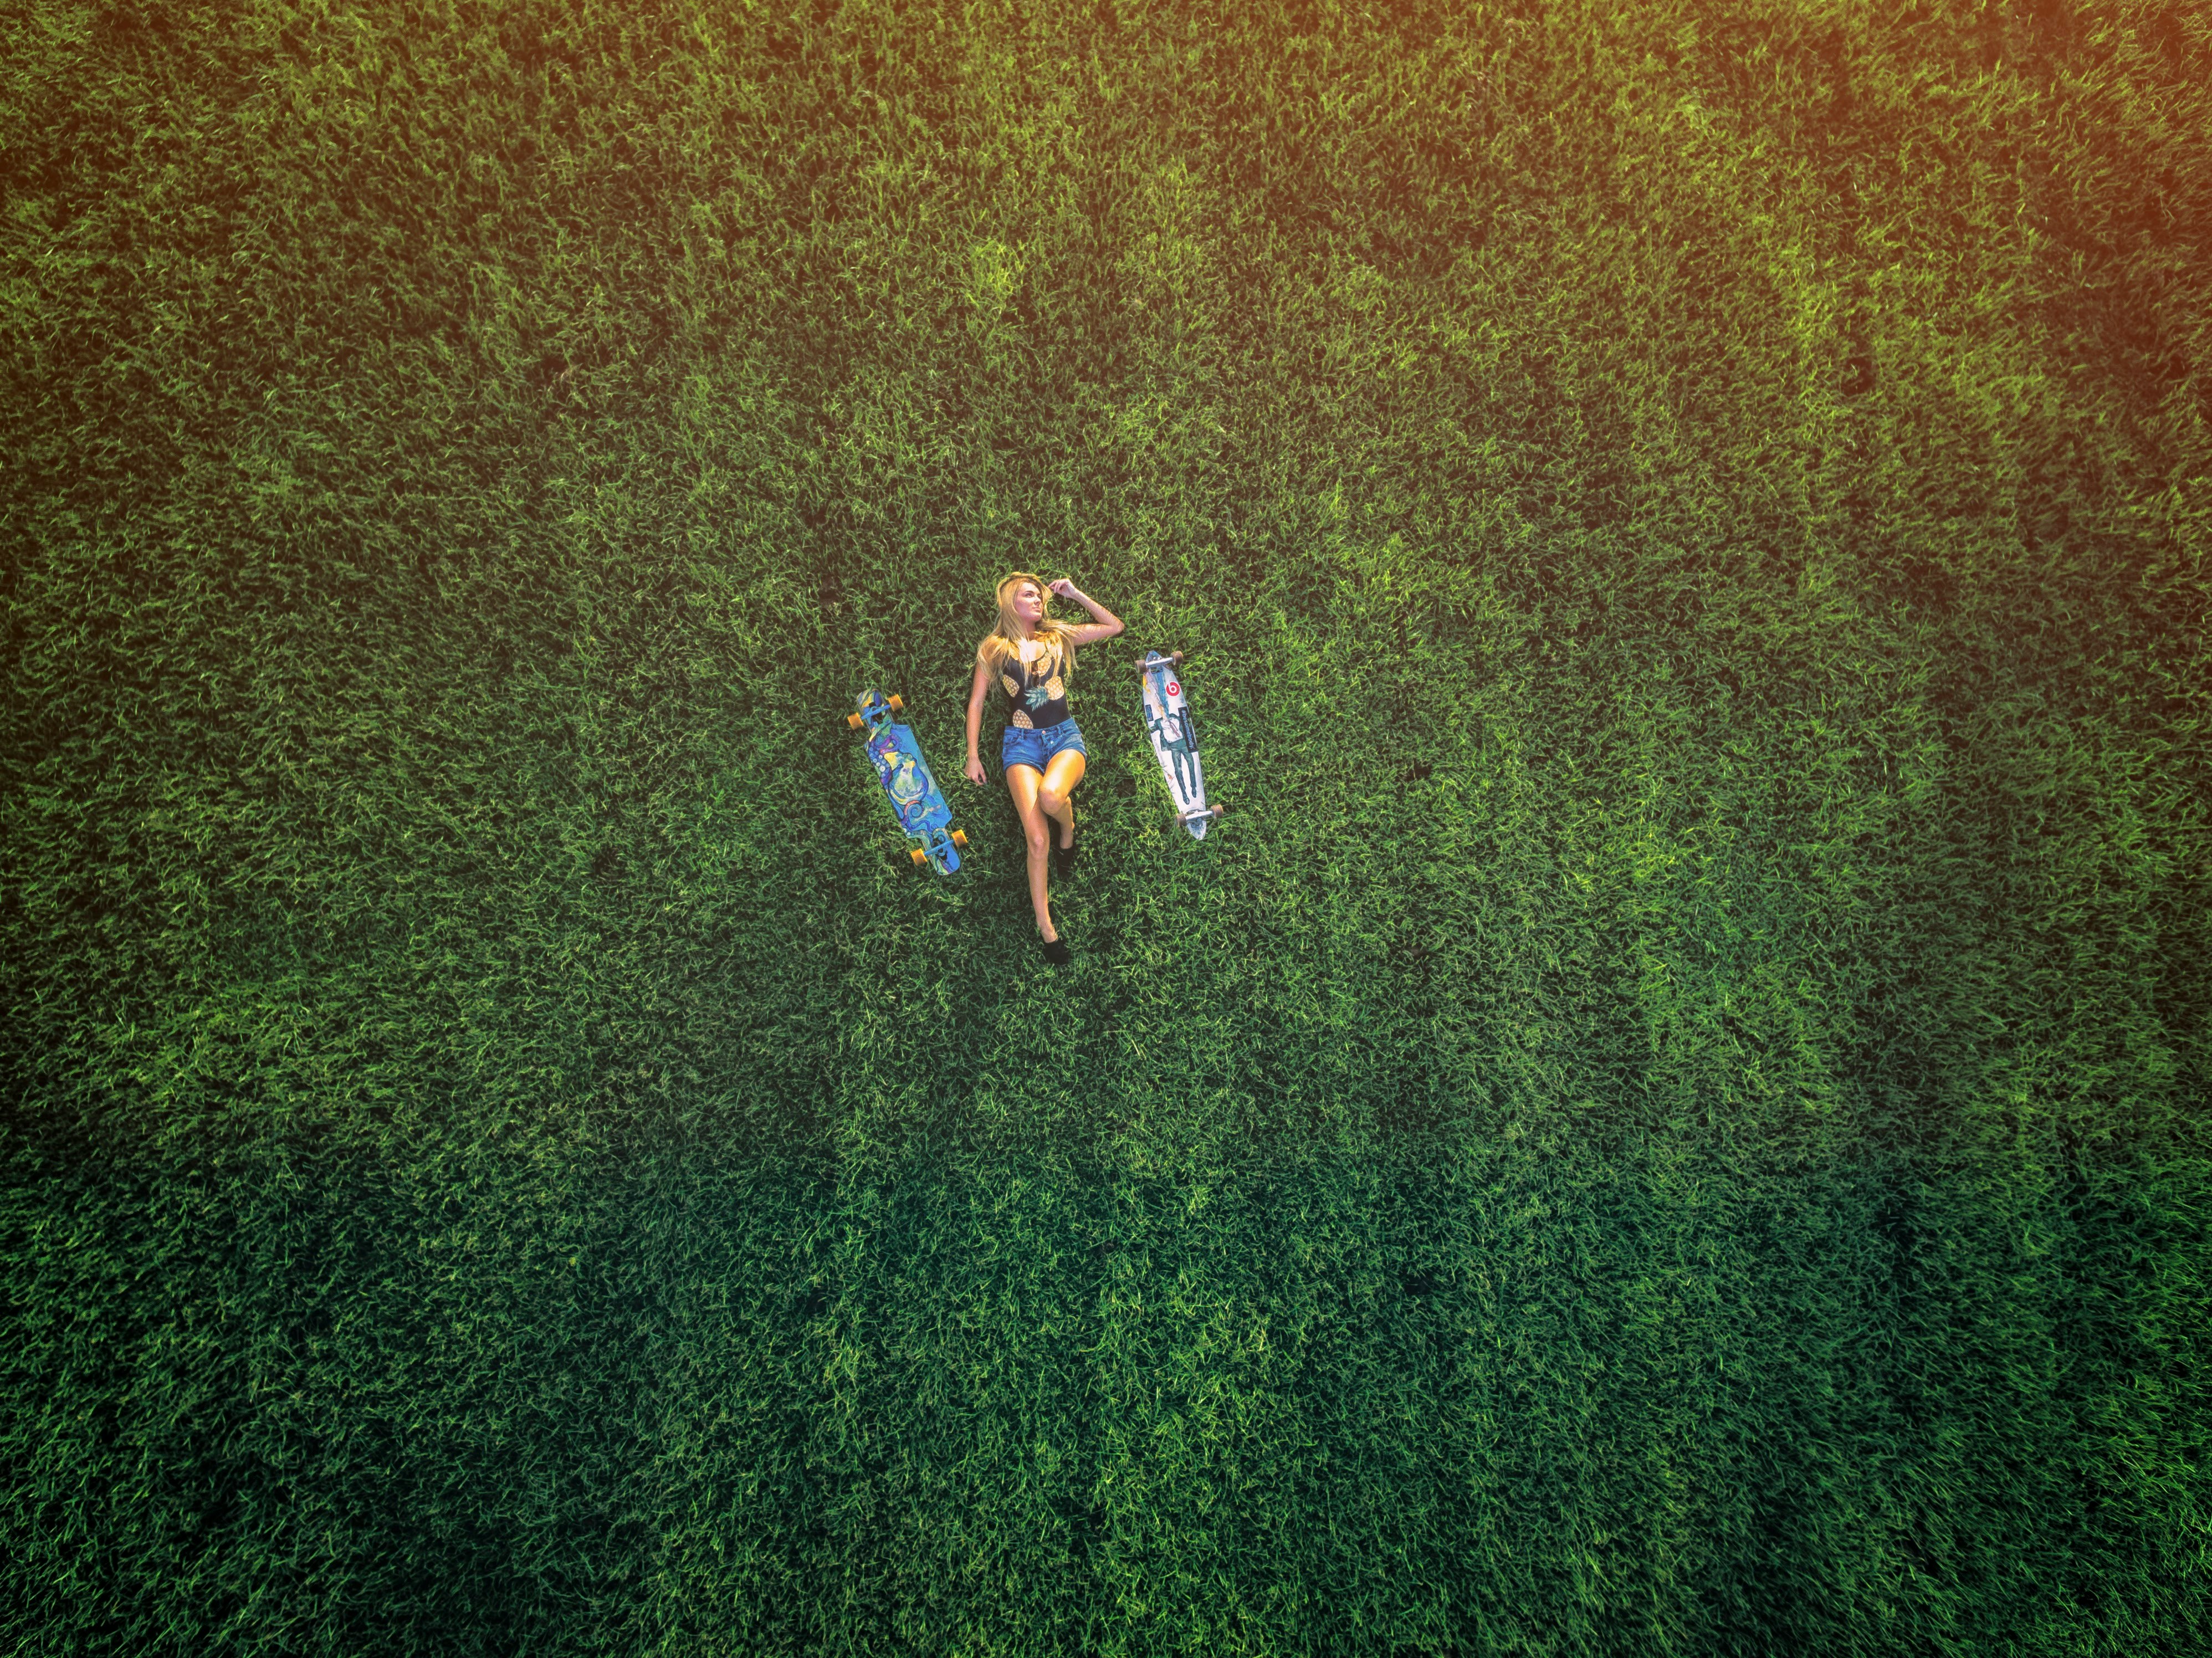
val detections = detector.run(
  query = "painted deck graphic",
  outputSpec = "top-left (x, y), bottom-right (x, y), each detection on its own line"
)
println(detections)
top-left (850, 690), bottom-right (966, 874)
top-left (1139, 650), bottom-right (1224, 840)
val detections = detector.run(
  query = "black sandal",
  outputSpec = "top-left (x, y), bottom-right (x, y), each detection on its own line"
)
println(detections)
top-left (1041, 935), bottom-right (1072, 965)
top-left (1052, 832), bottom-right (1077, 880)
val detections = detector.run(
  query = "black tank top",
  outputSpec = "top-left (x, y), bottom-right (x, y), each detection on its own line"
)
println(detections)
top-left (996, 639), bottom-right (1071, 730)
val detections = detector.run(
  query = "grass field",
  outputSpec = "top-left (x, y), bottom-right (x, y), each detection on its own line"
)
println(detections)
top-left (3, 0), bottom-right (2208, 1651)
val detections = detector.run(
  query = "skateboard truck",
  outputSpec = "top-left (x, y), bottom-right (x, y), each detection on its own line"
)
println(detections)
top-left (846, 693), bottom-right (903, 728)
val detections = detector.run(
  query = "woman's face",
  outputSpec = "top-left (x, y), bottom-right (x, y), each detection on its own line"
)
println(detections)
top-left (1009, 581), bottom-right (1045, 625)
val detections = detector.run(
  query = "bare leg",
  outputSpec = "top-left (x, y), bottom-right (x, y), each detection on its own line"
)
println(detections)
top-left (1006, 764), bottom-right (1058, 941)
top-left (1035, 749), bottom-right (1087, 850)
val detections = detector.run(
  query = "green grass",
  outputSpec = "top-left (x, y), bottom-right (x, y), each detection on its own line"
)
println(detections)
top-left (3, 0), bottom-right (2208, 1651)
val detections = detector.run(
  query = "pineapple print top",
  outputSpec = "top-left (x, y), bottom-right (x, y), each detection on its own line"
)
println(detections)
top-left (997, 638), bottom-right (1072, 732)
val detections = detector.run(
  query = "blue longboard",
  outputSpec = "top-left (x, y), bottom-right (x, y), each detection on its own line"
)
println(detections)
top-left (849, 690), bottom-right (966, 874)
top-left (1138, 650), bottom-right (1225, 839)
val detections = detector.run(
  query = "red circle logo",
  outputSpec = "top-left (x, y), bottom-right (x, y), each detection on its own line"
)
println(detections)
top-left (1166, 682), bottom-right (1180, 695)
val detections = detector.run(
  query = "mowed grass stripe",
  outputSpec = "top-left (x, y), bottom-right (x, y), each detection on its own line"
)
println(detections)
top-left (6, 1140), bottom-right (2201, 1650)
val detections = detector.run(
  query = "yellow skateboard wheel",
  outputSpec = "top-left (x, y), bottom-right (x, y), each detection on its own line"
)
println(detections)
top-left (847, 712), bottom-right (864, 728)
top-left (910, 846), bottom-right (927, 866)
top-left (887, 694), bottom-right (904, 712)
top-left (950, 830), bottom-right (968, 849)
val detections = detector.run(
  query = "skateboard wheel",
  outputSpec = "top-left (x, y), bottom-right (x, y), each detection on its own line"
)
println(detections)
top-left (1172, 652), bottom-right (1185, 666)
top-left (887, 694), bottom-right (905, 713)
top-left (950, 830), bottom-right (969, 849)
top-left (909, 846), bottom-right (927, 866)
top-left (848, 712), bottom-right (865, 728)
top-left (1213, 803), bottom-right (1226, 817)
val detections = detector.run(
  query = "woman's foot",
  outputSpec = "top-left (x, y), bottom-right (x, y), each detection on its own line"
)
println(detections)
top-left (1040, 933), bottom-right (1072, 965)
top-left (1052, 824), bottom-right (1077, 879)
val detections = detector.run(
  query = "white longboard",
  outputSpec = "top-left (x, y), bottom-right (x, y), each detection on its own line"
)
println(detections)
top-left (1138, 650), bottom-right (1224, 840)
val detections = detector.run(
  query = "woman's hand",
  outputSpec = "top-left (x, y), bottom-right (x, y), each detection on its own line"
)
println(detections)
top-left (964, 754), bottom-right (988, 787)
top-left (1048, 577), bottom-right (1082, 601)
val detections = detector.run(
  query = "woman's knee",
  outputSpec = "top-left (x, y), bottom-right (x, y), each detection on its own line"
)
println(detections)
top-left (1024, 821), bottom-right (1051, 855)
top-left (1037, 785), bottom-right (1065, 817)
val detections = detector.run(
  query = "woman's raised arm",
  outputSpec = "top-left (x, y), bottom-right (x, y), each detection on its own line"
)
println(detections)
top-left (1049, 578), bottom-right (1123, 646)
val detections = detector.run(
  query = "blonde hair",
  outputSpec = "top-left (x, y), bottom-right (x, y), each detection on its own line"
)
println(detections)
top-left (981, 571), bottom-right (1076, 680)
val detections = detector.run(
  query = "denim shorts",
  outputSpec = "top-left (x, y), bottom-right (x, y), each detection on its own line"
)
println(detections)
top-left (1001, 718), bottom-right (1087, 775)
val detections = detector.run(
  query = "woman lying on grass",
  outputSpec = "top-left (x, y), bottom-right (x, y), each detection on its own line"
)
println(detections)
top-left (965, 572), bottom-right (1123, 964)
